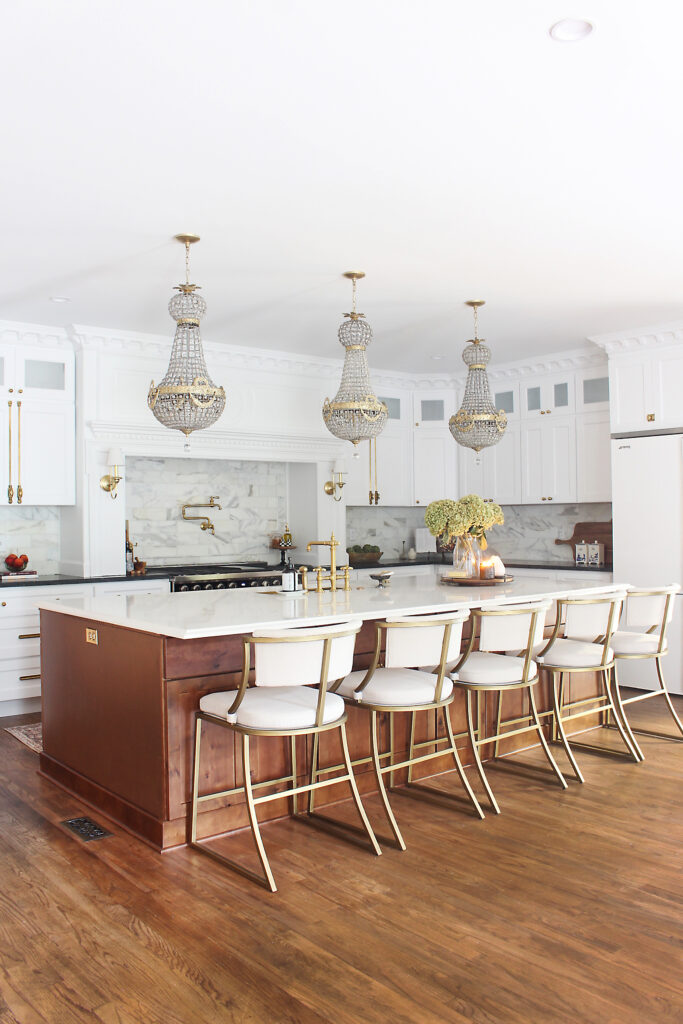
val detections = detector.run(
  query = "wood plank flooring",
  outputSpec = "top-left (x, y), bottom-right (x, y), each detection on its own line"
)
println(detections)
top-left (0, 692), bottom-right (681, 1024)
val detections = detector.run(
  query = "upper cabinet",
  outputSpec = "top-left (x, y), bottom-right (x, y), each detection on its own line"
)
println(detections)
top-left (0, 344), bottom-right (75, 506)
top-left (521, 374), bottom-right (575, 419)
top-left (608, 345), bottom-right (683, 434)
top-left (459, 423), bottom-right (522, 505)
top-left (521, 414), bottom-right (577, 504)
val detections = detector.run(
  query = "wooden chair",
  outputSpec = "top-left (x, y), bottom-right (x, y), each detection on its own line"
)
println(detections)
top-left (331, 610), bottom-right (483, 850)
top-left (453, 600), bottom-right (567, 814)
top-left (608, 584), bottom-right (682, 759)
top-left (190, 619), bottom-right (381, 892)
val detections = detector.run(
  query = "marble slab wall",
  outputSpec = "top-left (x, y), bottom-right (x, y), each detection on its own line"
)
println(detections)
top-left (346, 502), bottom-right (613, 564)
top-left (125, 457), bottom-right (287, 565)
top-left (0, 507), bottom-right (61, 575)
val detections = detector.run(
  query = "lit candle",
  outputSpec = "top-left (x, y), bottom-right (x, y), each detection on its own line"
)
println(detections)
top-left (480, 559), bottom-right (495, 580)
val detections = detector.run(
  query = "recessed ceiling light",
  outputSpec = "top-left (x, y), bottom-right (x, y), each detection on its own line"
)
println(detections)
top-left (49, 295), bottom-right (71, 303)
top-left (549, 18), bottom-right (594, 42)
top-left (431, 354), bottom-right (444, 361)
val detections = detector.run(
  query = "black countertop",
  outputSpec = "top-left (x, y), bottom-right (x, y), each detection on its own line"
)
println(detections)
top-left (0, 556), bottom-right (612, 589)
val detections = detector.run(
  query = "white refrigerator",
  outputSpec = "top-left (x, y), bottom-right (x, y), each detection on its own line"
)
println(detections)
top-left (611, 433), bottom-right (683, 694)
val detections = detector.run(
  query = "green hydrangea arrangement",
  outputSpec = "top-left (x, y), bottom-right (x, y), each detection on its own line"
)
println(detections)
top-left (424, 494), bottom-right (504, 550)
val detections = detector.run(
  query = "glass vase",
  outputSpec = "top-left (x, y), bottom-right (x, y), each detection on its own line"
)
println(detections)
top-left (453, 534), bottom-right (482, 578)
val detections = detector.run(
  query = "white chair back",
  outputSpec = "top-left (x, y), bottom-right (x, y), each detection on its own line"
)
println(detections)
top-left (252, 620), bottom-right (360, 687)
top-left (563, 590), bottom-right (626, 642)
top-left (384, 611), bottom-right (469, 668)
top-left (478, 600), bottom-right (551, 653)
top-left (624, 585), bottom-right (680, 630)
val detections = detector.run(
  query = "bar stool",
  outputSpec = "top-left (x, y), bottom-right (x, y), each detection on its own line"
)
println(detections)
top-left (535, 589), bottom-right (640, 782)
top-left (190, 619), bottom-right (381, 892)
top-left (453, 600), bottom-right (567, 814)
top-left (609, 584), bottom-right (682, 759)
top-left (331, 610), bottom-right (483, 850)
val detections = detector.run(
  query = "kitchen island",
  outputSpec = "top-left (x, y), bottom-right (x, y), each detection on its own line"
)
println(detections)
top-left (36, 574), bottom-right (615, 850)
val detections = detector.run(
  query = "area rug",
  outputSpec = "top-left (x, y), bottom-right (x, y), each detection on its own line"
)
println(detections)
top-left (5, 722), bottom-right (43, 754)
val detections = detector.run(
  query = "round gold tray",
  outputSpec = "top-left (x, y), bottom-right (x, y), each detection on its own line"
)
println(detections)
top-left (440, 574), bottom-right (514, 587)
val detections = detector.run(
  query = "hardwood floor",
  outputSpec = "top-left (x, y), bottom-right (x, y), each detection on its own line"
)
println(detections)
top-left (0, 693), bottom-right (681, 1024)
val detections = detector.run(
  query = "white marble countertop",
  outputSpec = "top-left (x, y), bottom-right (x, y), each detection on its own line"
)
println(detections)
top-left (35, 574), bottom-right (619, 640)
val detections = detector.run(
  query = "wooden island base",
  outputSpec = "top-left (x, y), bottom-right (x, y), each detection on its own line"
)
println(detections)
top-left (38, 609), bottom-right (604, 851)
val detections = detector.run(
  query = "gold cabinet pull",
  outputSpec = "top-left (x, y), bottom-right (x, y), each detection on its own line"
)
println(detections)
top-left (19, 674), bottom-right (41, 681)
top-left (7, 400), bottom-right (13, 504)
top-left (18, 633), bottom-right (40, 639)
top-left (16, 399), bottom-right (22, 504)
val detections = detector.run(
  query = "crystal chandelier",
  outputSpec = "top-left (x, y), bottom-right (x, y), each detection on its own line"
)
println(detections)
top-left (322, 272), bottom-right (387, 447)
top-left (449, 300), bottom-right (507, 453)
top-left (148, 234), bottom-right (226, 448)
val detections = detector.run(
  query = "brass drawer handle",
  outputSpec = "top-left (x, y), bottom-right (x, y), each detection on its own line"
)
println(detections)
top-left (18, 633), bottom-right (40, 639)
top-left (19, 674), bottom-right (41, 681)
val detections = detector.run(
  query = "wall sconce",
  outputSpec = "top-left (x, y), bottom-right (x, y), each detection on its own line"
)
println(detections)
top-left (100, 447), bottom-right (124, 500)
top-left (323, 460), bottom-right (346, 502)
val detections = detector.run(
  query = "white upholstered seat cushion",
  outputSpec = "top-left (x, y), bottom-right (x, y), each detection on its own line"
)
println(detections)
top-left (335, 668), bottom-right (453, 707)
top-left (611, 631), bottom-right (667, 656)
top-left (200, 685), bottom-right (345, 730)
top-left (456, 651), bottom-right (537, 687)
top-left (536, 638), bottom-right (613, 669)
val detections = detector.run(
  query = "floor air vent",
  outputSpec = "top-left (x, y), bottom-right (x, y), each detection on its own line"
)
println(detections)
top-left (62, 816), bottom-right (112, 842)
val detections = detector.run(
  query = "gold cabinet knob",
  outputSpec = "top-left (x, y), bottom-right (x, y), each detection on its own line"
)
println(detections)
top-left (540, 410), bottom-right (545, 415)
top-left (416, 499), bottom-right (420, 504)
top-left (646, 413), bottom-right (655, 422)
top-left (1, 602), bottom-right (6, 607)
top-left (546, 409), bottom-right (551, 414)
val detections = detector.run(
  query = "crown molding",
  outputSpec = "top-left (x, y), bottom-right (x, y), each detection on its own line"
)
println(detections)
top-left (0, 320), bottom-right (71, 349)
top-left (588, 320), bottom-right (683, 354)
top-left (86, 419), bottom-right (347, 463)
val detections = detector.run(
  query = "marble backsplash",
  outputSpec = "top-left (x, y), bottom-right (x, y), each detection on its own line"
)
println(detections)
top-left (346, 502), bottom-right (613, 564)
top-left (0, 506), bottom-right (61, 575)
top-left (126, 457), bottom-right (287, 566)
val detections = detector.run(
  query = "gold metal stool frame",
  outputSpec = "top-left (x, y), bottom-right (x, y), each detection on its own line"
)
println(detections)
top-left (190, 624), bottom-right (381, 893)
top-left (326, 614), bottom-right (485, 851)
top-left (539, 595), bottom-right (640, 783)
top-left (455, 605), bottom-right (568, 815)
top-left (606, 587), bottom-right (683, 760)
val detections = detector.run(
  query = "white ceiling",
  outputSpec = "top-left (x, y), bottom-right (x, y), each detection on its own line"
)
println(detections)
top-left (2, 1), bottom-right (682, 372)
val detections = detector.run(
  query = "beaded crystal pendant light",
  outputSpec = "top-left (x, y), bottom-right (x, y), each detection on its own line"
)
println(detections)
top-left (322, 272), bottom-right (387, 447)
top-left (148, 234), bottom-right (226, 448)
top-left (449, 300), bottom-right (507, 454)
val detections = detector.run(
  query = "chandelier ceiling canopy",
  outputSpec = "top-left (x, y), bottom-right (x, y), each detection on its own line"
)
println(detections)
top-left (449, 300), bottom-right (507, 455)
top-left (148, 234), bottom-right (226, 448)
top-left (322, 271), bottom-right (387, 447)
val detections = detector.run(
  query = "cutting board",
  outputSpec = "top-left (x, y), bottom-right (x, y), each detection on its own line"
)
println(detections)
top-left (555, 521), bottom-right (613, 566)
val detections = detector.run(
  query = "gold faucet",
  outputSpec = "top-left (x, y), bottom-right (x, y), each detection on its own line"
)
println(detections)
top-left (304, 532), bottom-right (351, 592)
top-left (181, 496), bottom-right (222, 535)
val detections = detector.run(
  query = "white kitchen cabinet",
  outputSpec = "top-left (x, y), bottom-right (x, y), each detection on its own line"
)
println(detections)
top-left (491, 382), bottom-right (520, 421)
top-left (609, 346), bottom-right (683, 434)
top-left (576, 410), bottom-right (611, 502)
top-left (0, 344), bottom-right (75, 507)
top-left (521, 374), bottom-right (575, 419)
top-left (343, 430), bottom-right (413, 507)
top-left (0, 579), bottom-right (169, 711)
top-left (92, 579), bottom-right (170, 598)
top-left (413, 430), bottom-right (456, 507)
top-left (413, 390), bottom-right (454, 428)
top-left (412, 390), bottom-right (457, 506)
top-left (0, 583), bottom-right (92, 706)
top-left (521, 414), bottom-right (576, 504)
top-left (459, 423), bottom-right (522, 505)
top-left (576, 369), bottom-right (610, 413)
top-left (652, 346), bottom-right (683, 430)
